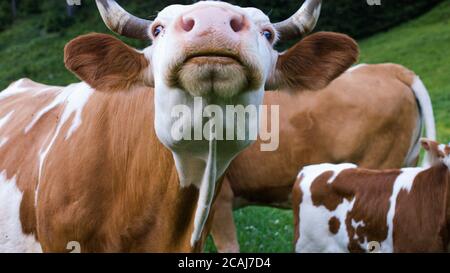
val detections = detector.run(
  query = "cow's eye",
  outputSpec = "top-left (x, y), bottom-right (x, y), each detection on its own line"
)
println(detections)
top-left (262, 29), bottom-right (273, 42)
top-left (153, 25), bottom-right (164, 37)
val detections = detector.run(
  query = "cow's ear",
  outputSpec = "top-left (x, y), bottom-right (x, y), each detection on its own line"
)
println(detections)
top-left (420, 138), bottom-right (435, 152)
top-left (421, 138), bottom-right (445, 166)
top-left (266, 32), bottom-right (359, 91)
top-left (420, 138), bottom-right (443, 155)
top-left (64, 33), bottom-right (154, 92)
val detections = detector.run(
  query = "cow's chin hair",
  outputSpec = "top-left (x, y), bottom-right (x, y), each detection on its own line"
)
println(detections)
top-left (177, 62), bottom-right (250, 98)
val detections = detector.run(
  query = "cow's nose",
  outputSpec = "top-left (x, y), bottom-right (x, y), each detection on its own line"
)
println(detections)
top-left (178, 7), bottom-right (247, 37)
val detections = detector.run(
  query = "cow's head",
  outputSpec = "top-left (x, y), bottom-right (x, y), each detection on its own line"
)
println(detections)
top-left (64, 0), bottom-right (358, 247)
top-left (421, 139), bottom-right (450, 169)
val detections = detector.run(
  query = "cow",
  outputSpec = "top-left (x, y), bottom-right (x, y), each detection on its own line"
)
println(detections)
top-left (211, 63), bottom-right (436, 252)
top-left (292, 138), bottom-right (450, 253)
top-left (0, 0), bottom-right (359, 252)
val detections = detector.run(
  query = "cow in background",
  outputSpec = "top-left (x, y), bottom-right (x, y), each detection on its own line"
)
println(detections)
top-left (212, 63), bottom-right (436, 252)
top-left (292, 139), bottom-right (450, 253)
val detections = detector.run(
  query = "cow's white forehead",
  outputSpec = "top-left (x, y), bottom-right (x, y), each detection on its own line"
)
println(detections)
top-left (156, 1), bottom-right (271, 25)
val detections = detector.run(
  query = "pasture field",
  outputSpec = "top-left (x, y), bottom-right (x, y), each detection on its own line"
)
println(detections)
top-left (0, 1), bottom-right (449, 253)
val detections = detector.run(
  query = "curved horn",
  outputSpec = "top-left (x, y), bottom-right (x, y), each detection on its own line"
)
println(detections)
top-left (95, 0), bottom-right (152, 40)
top-left (274, 0), bottom-right (322, 41)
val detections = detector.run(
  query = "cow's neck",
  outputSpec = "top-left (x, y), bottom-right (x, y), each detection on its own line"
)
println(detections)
top-left (152, 85), bottom-right (263, 246)
top-left (81, 86), bottom-right (214, 252)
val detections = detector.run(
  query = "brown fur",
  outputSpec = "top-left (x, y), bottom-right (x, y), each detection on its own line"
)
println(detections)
top-left (267, 32), bottom-right (359, 91)
top-left (292, 176), bottom-right (303, 248)
top-left (334, 169), bottom-right (400, 252)
top-left (0, 82), bottom-right (214, 252)
top-left (311, 171), bottom-right (347, 211)
top-left (328, 217), bottom-right (340, 235)
top-left (394, 165), bottom-right (449, 252)
top-left (64, 33), bottom-right (151, 92)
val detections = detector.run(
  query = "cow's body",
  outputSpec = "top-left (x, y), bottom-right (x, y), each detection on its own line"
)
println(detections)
top-left (292, 140), bottom-right (450, 253)
top-left (211, 63), bottom-right (436, 252)
top-left (0, 79), bottom-right (208, 252)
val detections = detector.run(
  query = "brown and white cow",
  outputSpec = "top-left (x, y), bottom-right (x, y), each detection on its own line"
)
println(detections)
top-left (211, 63), bottom-right (436, 252)
top-left (0, 0), bottom-right (359, 252)
top-left (292, 139), bottom-right (450, 253)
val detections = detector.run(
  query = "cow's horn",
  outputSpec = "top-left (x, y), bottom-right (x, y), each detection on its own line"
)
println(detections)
top-left (95, 0), bottom-right (152, 40)
top-left (274, 0), bottom-right (322, 41)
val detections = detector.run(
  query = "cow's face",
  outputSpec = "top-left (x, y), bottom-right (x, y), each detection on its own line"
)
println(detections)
top-left (147, 2), bottom-right (275, 98)
top-left (421, 139), bottom-right (450, 169)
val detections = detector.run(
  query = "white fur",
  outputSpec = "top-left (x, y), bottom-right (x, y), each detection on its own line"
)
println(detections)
top-left (438, 144), bottom-right (450, 169)
top-left (0, 171), bottom-right (42, 253)
top-left (0, 111), bottom-right (14, 129)
top-left (379, 167), bottom-right (423, 252)
top-left (35, 82), bottom-right (93, 207)
top-left (0, 79), bottom-right (56, 101)
top-left (295, 163), bottom-right (357, 253)
top-left (0, 79), bottom-right (31, 100)
top-left (0, 111), bottom-right (14, 148)
top-left (190, 138), bottom-right (217, 246)
top-left (346, 63), bottom-right (367, 73)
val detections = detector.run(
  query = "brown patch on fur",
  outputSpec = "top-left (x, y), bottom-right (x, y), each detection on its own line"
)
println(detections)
top-left (64, 33), bottom-right (151, 92)
top-left (292, 175), bottom-right (303, 247)
top-left (20, 190), bottom-right (38, 238)
top-left (266, 32), bottom-right (359, 91)
top-left (393, 164), bottom-right (449, 252)
top-left (333, 169), bottom-right (401, 252)
top-left (210, 178), bottom-right (240, 253)
top-left (310, 171), bottom-right (347, 211)
top-left (328, 217), bottom-right (340, 235)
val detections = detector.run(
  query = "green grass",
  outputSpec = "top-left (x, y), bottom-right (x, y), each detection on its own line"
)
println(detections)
top-left (0, 1), bottom-right (449, 253)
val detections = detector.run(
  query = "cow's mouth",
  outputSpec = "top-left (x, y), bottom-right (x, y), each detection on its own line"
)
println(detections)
top-left (184, 52), bottom-right (243, 66)
top-left (166, 51), bottom-right (262, 98)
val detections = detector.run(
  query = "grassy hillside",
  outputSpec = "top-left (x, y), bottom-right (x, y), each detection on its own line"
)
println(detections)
top-left (0, 1), bottom-right (449, 253)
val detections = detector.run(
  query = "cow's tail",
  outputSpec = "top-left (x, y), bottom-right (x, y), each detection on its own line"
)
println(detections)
top-left (405, 75), bottom-right (436, 167)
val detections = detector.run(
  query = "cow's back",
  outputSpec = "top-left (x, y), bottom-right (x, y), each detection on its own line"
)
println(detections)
top-left (0, 79), bottom-right (70, 252)
top-left (226, 63), bottom-right (420, 207)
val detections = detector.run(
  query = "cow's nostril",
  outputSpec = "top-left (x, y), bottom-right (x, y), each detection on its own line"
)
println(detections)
top-left (230, 17), bottom-right (244, 33)
top-left (181, 17), bottom-right (195, 32)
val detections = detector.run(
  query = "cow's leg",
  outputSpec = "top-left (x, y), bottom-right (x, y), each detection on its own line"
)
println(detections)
top-left (210, 177), bottom-right (240, 253)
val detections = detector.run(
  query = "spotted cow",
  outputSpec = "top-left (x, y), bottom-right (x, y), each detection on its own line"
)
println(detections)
top-left (293, 139), bottom-right (450, 253)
